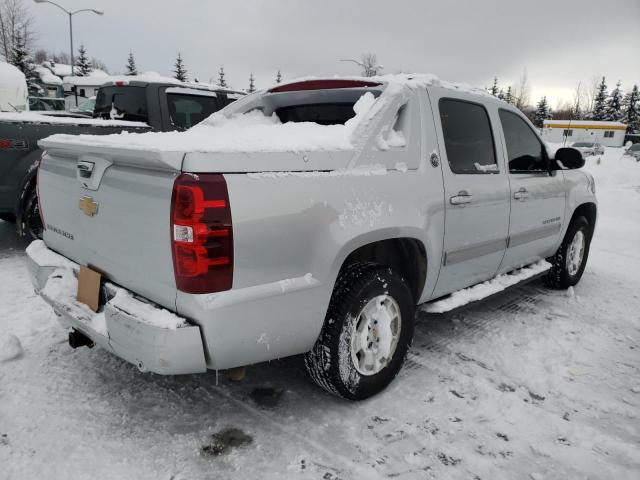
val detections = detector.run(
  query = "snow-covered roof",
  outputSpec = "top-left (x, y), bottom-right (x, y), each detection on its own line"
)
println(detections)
top-left (102, 72), bottom-right (245, 95)
top-left (41, 62), bottom-right (72, 77)
top-left (62, 71), bottom-right (111, 87)
top-left (35, 66), bottom-right (63, 85)
top-left (0, 111), bottom-right (149, 127)
top-left (543, 119), bottom-right (627, 129)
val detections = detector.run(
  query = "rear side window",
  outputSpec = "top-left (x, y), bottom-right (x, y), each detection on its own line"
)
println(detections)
top-left (439, 98), bottom-right (497, 174)
top-left (275, 103), bottom-right (356, 125)
top-left (167, 93), bottom-right (220, 130)
top-left (94, 86), bottom-right (148, 122)
top-left (499, 109), bottom-right (547, 173)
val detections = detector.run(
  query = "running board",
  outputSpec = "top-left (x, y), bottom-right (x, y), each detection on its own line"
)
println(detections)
top-left (422, 260), bottom-right (551, 314)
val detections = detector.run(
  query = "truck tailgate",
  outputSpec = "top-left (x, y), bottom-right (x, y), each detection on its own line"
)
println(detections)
top-left (38, 145), bottom-right (182, 311)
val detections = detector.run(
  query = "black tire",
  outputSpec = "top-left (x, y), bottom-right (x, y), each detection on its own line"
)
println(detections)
top-left (0, 213), bottom-right (16, 223)
top-left (21, 187), bottom-right (43, 239)
top-left (304, 263), bottom-right (415, 400)
top-left (545, 216), bottom-right (591, 289)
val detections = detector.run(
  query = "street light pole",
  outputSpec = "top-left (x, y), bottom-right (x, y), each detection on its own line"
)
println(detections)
top-left (33, 1), bottom-right (104, 105)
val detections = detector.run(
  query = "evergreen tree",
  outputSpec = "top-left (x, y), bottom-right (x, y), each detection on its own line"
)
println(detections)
top-left (504, 86), bottom-right (513, 104)
top-left (125, 51), bottom-right (138, 76)
top-left (217, 66), bottom-right (227, 88)
top-left (275, 70), bottom-right (282, 84)
top-left (11, 31), bottom-right (40, 95)
top-left (173, 53), bottom-right (187, 82)
top-left (489, 77), bottom-right (499, 96)
top-left (75, 44), bottom-right (92, 76)
top-left (591, 77), bottom-right (608, 120)
top-left (248, 73), bottom-right (255, 93)
top-left (604, 81), bottom-right (623, 121)
top-left (622, 84), bottom-right (640, 133)
top-left (533, 96), bottom-right (551, 128)
top-left (497, 88), bottom-right (505, 101)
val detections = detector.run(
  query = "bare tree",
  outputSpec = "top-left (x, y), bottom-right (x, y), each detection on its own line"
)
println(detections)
top-left (360, 52), bottom-right (382, 77)
top-left (0, 0), bottom-right (36, 62)
top-left (584, 75), bottom-right (600, 117)
top-left (341, 52), bottom-right (383, 77)
top-left (512, 68), bottom-right (531, 110)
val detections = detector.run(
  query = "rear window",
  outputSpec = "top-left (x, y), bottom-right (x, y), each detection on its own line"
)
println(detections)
top-left (439, 98), bottom-right (497, 174)
top-left (167, 93), bottom-right (221, 130)
top-left (573, 142), bottom-right (593, 147)
top-left (275, 103), bottom-right (356, 125)
top-left (94, 86), bottom-right (148, 123)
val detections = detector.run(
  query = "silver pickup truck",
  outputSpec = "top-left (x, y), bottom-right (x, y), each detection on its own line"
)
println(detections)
top-left (27, 76), bottom-right (597, 400)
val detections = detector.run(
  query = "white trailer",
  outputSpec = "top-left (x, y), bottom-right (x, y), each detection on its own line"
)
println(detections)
top-left (541, 120), bottom-right (627, 147)
top-left (0, 62), bottom-right (28, 112)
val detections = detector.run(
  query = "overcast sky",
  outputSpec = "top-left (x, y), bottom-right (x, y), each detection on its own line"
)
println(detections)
top-left (29, 0), bottom-right (640, 107)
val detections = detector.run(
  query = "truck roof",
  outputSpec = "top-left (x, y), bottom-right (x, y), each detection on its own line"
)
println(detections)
top-left (100, 74), bottom-right (245, 97)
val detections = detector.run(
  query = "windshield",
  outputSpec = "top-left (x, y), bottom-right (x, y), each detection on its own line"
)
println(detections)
top-left (94, 86), bottom-right (148, 123)
top-left (572, 142), bottom-right (594, 147)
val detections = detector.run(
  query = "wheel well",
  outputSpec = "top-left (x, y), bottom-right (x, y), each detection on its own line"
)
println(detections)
top-left (571, 203), bottom-right (597, 238)
top-left (341, 238), bottom-right (427, 302)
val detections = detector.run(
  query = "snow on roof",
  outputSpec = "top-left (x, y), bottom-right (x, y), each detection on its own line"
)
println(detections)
top-left (102, 72), bottom-right (245, 95)
top-left (0, 111), bottom-right (149, 128)
top-left (543, 119), bottom-right (627, 128)
top-left (62, 70), bottom-right (111, 86)
top-left (42, 62), bottom-right (72, 77)
top-left (35, 66), bottom-right (63, 85)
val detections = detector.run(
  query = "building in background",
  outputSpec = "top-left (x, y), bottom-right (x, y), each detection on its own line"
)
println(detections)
top-left (542, 120), bottom-right (627, 147)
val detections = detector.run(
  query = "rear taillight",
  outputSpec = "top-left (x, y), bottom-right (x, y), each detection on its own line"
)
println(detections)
top-left (170, 173), bottom-right (233, 294)
top-left (36, 153), bottom-right (46, 231)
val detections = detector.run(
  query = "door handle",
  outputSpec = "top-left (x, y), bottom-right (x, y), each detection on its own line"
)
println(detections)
top-left (513, 188), bottom-right (529, 201)
top-left (450, 190), bottom-right (473, 205)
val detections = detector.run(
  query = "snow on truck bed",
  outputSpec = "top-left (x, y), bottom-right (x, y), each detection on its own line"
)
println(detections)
top-left (42, 91), bottom-right (378, 154)
top-left (39, 74), bottom-right (491, 155)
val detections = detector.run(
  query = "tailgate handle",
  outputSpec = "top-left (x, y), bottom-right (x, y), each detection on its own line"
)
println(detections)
top-left (77, 161), bottom-right (95, 179)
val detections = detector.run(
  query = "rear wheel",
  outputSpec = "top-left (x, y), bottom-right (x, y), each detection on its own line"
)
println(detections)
top-left (0, 213), bottom-right (16, 223)
top-left (545, 216), bottom-right (591, 289)
top-left (304, 263), bottom-right (415, 400)
top-left (21, 187), bottom-right (43, 239)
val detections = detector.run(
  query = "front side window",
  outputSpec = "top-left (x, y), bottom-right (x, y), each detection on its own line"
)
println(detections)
top-left (167, 94), bottom-right (220, 130)
top-left (499, 109), bottom-right (547, 173)
top-left (439, 98), bottom-right (497, 174)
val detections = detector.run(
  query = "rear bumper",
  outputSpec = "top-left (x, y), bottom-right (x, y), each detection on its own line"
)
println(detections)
top-left (25, 240), bottom-right (207, 375)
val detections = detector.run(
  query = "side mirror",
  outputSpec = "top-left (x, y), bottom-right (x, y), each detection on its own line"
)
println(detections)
top-left (553, 147), bottom-right (585, 170)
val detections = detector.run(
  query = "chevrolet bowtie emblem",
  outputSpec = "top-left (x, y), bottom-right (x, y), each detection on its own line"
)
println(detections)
top-left (79, 196), bottom-right (99, 216)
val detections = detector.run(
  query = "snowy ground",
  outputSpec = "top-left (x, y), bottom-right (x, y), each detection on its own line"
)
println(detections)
top-left (1, 148), bottom-right (639, 480)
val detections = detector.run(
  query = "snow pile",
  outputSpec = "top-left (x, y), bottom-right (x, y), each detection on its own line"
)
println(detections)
top-left (0, 111), bottom-right (149, 127)
top-left (0, 61), bottom-right (28, 111)
top-left (423, 260), bottom-right (551, 313)
top-left (43, 91), bottom-right (379, 154)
